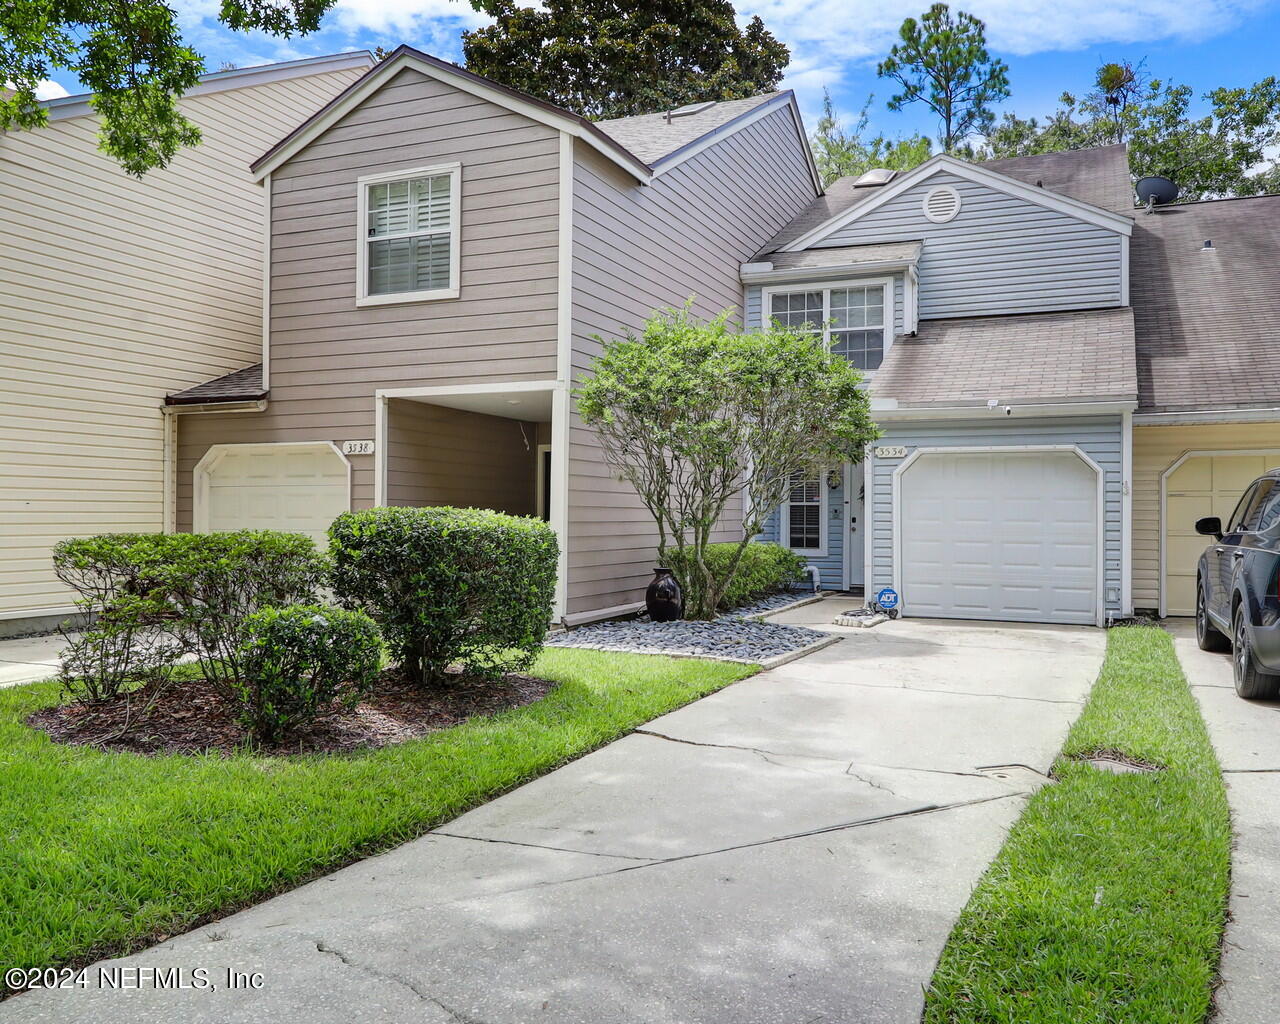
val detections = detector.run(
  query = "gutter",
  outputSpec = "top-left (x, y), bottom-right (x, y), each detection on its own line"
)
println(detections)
top-left (740, 258), bottom-right (919, 286)
top-left (1133, 406), bottom-right (1280, 426)
top-left (871, 399), bottom-right (1138, 421)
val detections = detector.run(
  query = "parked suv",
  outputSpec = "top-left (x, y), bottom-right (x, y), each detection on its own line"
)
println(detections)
top-left (1195, 469), bottom-right (1280, 698)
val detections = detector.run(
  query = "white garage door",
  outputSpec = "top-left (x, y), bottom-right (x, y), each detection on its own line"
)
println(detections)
top-left (197, 444), bottom-right (350, 547)
top-left (899, 450), bottom-right (1099, 625)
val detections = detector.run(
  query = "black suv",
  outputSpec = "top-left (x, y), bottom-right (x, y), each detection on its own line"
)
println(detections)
top-left (1195, 469), bottom-right (1280, 698)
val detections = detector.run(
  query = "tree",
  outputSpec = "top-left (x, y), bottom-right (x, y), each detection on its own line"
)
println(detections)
top-left (576, 306), bottom-right (880, 619)
top-left (876, 4), bottom-right (1009, 153)
top-left (811, 89), bottom-right (932, 186)
top-left (987, 65), bottom-right (1280, 200)
top-left (461, 0), bottom-right (789, 120)
top-left (0, 0), bottom-right (335, 176)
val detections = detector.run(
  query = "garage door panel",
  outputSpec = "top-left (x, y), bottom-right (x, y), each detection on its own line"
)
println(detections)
top-left (900, 451), bottom-right (1098, 625)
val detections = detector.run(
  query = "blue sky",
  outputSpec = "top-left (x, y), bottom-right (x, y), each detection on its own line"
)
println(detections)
top-left (37, 0), bottom-right (1280, 147)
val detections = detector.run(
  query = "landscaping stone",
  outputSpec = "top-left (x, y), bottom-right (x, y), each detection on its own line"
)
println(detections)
top-left (546, 611), bottom-right (827, 662)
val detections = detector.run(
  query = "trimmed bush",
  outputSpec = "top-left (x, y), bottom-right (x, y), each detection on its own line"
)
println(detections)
top-left (668, 542), bottom-right (806, 612)
top-left (234, 604), bottom-right (383, 744)
top-left (329, 506), bottom-right (558, 685)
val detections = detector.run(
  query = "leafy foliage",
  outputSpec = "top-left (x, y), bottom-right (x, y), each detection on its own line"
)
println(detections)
top-left (666, 542), bottom-right (806, 612)
top-left (0, 0), bottom-right (336, 176)
top-left (877, 4), bottom-right (1010, 152)
top-left (987, 64), bottom-right (1280, 200)
top-left (811, 88), bottom-right (932, 186)
top-left (329, 507), bottom-right (558, 685)
top-left (461, 0), bottom-right (789, 119)
top-left (576, 305), bottom-right (879, 619)
top-left (234, 604), bottom-right (383, 744)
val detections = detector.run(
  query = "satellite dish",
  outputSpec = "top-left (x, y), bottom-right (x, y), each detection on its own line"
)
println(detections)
top-left (1136, 176), bottom-right (1179, 207)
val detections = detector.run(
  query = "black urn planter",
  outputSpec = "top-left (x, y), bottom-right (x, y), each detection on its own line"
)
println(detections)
top-left (645, 567), bottom-right (684, 622)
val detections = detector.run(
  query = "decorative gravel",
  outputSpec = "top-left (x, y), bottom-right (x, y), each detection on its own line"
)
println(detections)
top-left (731, 590), bottom-right (819, 619)
top-left (547, 614), bottom-right (828, 662)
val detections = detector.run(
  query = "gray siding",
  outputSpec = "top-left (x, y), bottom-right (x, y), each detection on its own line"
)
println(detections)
top-left (818, 171), bottom-right (1124, 319)
top-left (866, 417), bottom-right (1124, 619)
top-left (568, 106), bottom-right (818, 613)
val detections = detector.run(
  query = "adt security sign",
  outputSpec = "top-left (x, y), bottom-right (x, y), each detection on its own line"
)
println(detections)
top-left (875, 587), bottom-right (899, 611)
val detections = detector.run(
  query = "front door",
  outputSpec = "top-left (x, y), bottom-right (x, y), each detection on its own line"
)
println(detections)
top-left (844, 461), bottom-right (865, 588)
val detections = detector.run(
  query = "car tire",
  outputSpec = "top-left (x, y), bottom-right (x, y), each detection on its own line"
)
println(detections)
top-left (1233, 603), bottom-right (1280, 700)
top-left (1197, 581), bottom-right (1230, 653)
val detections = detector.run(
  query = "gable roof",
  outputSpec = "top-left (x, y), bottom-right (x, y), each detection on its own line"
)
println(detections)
top-left (872, 307), bottom-right (1137, 409)
top-left (761, 144), bottom-right (1135, 255)
top-left (251, 46), bottom-right (819, 191)
top-left (1132, 195), bottom-right (1280, 413)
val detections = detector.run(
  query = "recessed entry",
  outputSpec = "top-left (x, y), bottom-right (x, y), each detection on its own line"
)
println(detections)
top-left (923, 185), bottom-right (961, 223)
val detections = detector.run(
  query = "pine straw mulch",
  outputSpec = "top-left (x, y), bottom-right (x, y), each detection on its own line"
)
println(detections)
top-left (26, 669), bottom-right (556, 757)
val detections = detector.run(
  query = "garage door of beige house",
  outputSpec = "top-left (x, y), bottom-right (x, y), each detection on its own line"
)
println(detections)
top-left (194, 443), bottom-right (350, 547)
top-left (1163, 452), bottom-right (1280, 615)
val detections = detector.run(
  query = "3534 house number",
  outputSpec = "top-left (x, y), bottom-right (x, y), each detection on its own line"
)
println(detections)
top-left (341, 440), bottom-right (375, 456)
top-left (874, 445), bottom-right (908, 459)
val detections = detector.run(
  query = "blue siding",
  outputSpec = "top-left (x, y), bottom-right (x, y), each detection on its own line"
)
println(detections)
top-left (759, 467), bottom-right (849, 590)
top-left (867, 416), bottom-right (1125, 620)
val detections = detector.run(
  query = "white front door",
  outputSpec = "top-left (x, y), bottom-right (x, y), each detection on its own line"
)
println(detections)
top-left (897, 450), bottom-right (1099, 624)
top-left (843, 461), bottom-right (865, 588)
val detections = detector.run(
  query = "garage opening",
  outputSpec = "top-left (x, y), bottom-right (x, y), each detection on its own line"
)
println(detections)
top-left (896, 449), bottom-right (1101, 625)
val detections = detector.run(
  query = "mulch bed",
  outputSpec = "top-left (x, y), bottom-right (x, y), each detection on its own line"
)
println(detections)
top-left (27, 670), bottom-right (556, 757)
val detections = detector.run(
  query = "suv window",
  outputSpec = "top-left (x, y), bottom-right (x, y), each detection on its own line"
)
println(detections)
top-left (1227, 485), bottom-right (1259, 533)
top-left (1231, 480), bottom-right (1278, 533)
top-left (1254, 482), bottom-right (1280, 532)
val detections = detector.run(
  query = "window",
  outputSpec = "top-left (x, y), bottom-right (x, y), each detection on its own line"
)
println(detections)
top-left (784, 471), bottom-right (825, 553)
top-left (1257, 483), bottom-right (1280, 533)
top-left (357, 164), bottom-right (460, 305)
top-left (767, 281), bottom-right (890, 371)
top-left (1239, 480), bottom-right (1279, 532)
top-left (1227, 484), bottom-right (1261, 534)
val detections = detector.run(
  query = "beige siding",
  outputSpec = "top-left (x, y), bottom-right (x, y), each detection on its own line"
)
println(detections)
top-left (0, 63), bottom-right (367, 621)
top-left (567, 107), bottom-right (819, 613)
top-left (177, 67), bottom-right (562, 531)
top-left (1133, 421), bottom-right (1280, 612)
top-left (386, 400), bottom-right (536, 515)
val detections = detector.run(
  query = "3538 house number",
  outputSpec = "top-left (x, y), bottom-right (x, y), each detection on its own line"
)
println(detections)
top-left (341, 440), bottom-right (375, 456)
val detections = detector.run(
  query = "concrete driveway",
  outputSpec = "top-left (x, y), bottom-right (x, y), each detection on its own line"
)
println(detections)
top-left (4, 605), bottom-right (1104, 1024)
top-left (1169, 621), bottom-right (1280, 1024)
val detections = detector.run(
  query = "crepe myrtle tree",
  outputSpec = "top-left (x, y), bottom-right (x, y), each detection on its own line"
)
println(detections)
top-left (576, 305), bottom-right (880, 619)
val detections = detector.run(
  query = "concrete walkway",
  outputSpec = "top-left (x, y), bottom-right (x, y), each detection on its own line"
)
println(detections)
top-left (4, 606), bottom-right (1104, 1024)
top-left (1169, 620), bottom-right (1280, 1024)
top-left (0, 631), bottom-right (69, 687)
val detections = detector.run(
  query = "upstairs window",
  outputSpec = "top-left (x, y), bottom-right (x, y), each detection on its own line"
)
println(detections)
top-left (357, 164), bottom-right (460, 305)
top-left (767, 280), bottom-right (889, 371)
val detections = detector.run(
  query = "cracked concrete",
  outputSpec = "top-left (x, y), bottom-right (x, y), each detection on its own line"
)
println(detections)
top-left (1169, 621), bottom-right (1280, 1024)
top-left (3, 613), bottom-right (1103, 1024)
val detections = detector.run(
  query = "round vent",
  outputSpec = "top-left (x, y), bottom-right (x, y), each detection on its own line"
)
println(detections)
top-left (923, 185), bottom-right (961, 223)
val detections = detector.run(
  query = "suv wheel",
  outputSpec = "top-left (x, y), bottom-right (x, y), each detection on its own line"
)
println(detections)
top-left (1233, 603), bottom-right (1280, 700)
top-left (1197, 580), bottom-right (1229, 652)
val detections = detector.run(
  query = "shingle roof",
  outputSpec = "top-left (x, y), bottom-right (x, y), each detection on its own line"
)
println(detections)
top-left (165, 364), bottom-right (266, 405)
top-left (1132, 195), bottom-right (1280, 413)
top-left (872, 307), bottom-right (1137, 407)
top-left (594, 93), bottom-right (784, 164)
top-left (755, 241), bottom-right (921, 273)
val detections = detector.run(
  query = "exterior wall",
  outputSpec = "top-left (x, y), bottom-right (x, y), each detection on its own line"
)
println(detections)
top-left (178, 66), bottom-right (564, 531)
top-left (757, 468), bottom-right (850, 590)
top-left (866, 417), bottom-right (1125, 620)
top-left (1132, 421), bottom-right (1280, 612)
top-left (0, 60), bottom-right (369, 624)
top-left (567, 106), bottom-right (819, 613)
top-left (816, 170), bottom-right (1125, 319)
top-left (386, 400), bottom-right (536, 515)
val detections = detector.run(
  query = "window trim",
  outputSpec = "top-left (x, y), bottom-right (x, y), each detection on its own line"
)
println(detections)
top-left (761, 276), bottom-right (894, 373)
top-left (780, 468), bottom-right (829, 557)
top-left (355, 162), bottom-right (462, 307)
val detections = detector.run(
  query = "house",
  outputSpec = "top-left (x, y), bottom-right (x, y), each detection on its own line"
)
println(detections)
top-left (165, 46), bottom-right (821, 622)
top-left (751, 144), bottom-right (1280, 626)
top-left (0, 51), bottom-right (375, 637)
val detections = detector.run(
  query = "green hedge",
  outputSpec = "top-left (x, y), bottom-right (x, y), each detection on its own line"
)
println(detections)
top-left (667, 542), bottom-right (806, 612)
top-left (329, 506), bottom-right (558, 685)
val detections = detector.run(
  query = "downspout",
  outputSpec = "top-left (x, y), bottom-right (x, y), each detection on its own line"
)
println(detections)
top-left (804, 564), bottom-right (821, 594)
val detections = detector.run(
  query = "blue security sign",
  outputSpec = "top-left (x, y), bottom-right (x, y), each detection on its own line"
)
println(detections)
top-left (875, 587), bottom-right (899, 611)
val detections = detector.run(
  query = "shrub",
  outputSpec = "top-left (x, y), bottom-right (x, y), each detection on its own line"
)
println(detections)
top-left (667, 542), bottom-right (806, 612)
top-left (234, 604), bottom-right (383, 744)
top-left (329, 506), bottom-right (558, 685)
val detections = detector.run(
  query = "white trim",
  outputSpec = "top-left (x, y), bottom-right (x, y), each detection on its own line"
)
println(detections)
top-left (740, 258), bottom-right (917, 286)
top-left (379, 380), bottom-right (560, 400)
top-left (904, 265), bottom-right (919, 335)
top-left (161, 408), bottom-right (177, 534)
top-left (550, 388), bottom-right (571, 621)
top-left (355, 162), bottom-right (462, 306)
top-left (557, 132), bottom-right (574, 386)
top-left (1135, 407), bottom-right (1280, 425)
top-left (192, 441), bottom-right (351, 535)
top-left (163, 400), bottom-right (267, 415)
top-left (783, 154), bottom-right (1133, 252)
top-left (374, 394), bottom-right (389, 506)
top-left (891, 445), bottom-right (1107, 627)
top-left (862, 452), bottom-right (875, 596)
top-left (1121, 409), bottom-right (1133, 615)
top-left (761, 276), bottom-right (895, 371)
top-left (1157, 447), bottom-right (1280, 617)
top-left (780, 469), bottom-right (829, 558)
top-left (261, 172), bottom-right (271, 390)
top-left (922, 184), bottom-right (961, 223)
top-left (252, 50), bottom-right (652, 184)
top-left (1119, 233), bottom-right (1130, 308)
top-left (872, 399), bottom-right (1137, 420)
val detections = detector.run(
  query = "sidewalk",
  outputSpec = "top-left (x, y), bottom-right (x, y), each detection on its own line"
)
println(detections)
top-left (0, 631), bottom-right (69, 687)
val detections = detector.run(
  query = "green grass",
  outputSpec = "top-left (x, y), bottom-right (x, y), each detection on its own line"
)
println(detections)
top-left (0, 649), bottom-right (752, 980)
top-left (923, 626), bottom-right (1231, 1024)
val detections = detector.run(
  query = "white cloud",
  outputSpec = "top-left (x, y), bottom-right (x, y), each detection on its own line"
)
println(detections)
top-left (330, 0), bottom-right (488, 39)
top-left (34, 79), bottom-right (71, 100)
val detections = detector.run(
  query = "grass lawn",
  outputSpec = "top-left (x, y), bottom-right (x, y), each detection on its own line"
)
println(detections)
top-left (923, 626), bottom-right (1231, 1024)
top-left (0, 648), bottom-right (752, 983)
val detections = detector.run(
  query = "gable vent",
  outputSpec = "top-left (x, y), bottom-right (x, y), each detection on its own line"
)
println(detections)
top-left (923, 185), bottom-right (961, 223)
